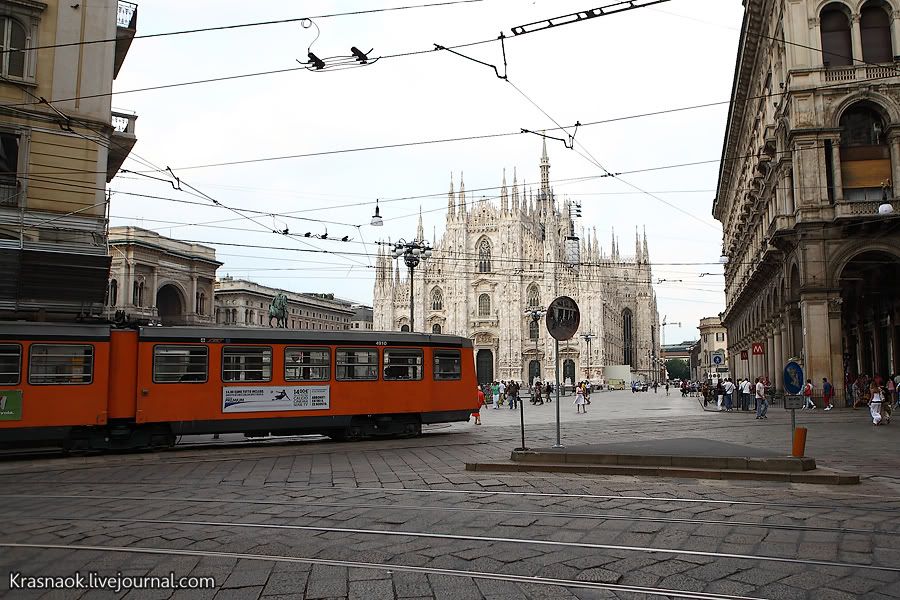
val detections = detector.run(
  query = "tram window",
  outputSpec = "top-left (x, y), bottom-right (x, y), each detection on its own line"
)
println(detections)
top-left (222, 346), bottom-right (272, 382)
top-left (28, 345), bottom-right (93, 385)
top-left (0, 344), bottom-right (21, 385)
top-left (433, 350), bottom-right (462, 380)
top-left (384, 349), bottom-right (423, 381)
top-left (153, 345), bottom-right (208, 383)
top-left (336, 348), bottom-right (378, 381)
top-left (285, 347), bottom-right (330, 381)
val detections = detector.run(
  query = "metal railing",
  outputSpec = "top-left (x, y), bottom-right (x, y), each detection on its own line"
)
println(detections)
top-left (0, 182), bottom-right (18, 207)
top-left (111, 111), bottom-right (137, 134)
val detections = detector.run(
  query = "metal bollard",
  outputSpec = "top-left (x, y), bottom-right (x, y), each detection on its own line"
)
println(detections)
top-left (792, 426), bottom-right (807, 457)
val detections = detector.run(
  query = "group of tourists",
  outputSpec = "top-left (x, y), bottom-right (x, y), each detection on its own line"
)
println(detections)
top-left (849, 373), bottom-right (897, 426)
top-left (529, 380), bottom-right (554, 405)
top-left (481, 380), bottom-right (523, 410)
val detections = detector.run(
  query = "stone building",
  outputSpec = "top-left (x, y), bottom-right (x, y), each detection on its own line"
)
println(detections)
top-left (214, 278), bottom-right (355, 330)
top-left (0, 0), bottom-right (139, 319)
top-left (107, 226), bottom-right (220, 325)
top-left (697, 316), bottom-right (729, 383)
top-left (374, 142), bottom-right (661, 385)
top-left (714, 0), bottom-right (900, 398)
top-left (351, 305), bottom-right (374, 330)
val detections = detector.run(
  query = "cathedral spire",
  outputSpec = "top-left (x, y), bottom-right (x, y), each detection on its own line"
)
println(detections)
top-left (610, 227), bottom-right (616, 260)
top-left (447, 173), bottom-right (455, 221)
top-left (642, 226), bottom-right (650, 264)
top-left (458, 172), bottom-right (467, 216)
top-left (500, 168), bottom-right (508, 213)
top-left (592, 227), bottom-right (599, 261)
top-left (540, 136), bottom-right (550, 199)
top-left (512, 167), bottom-right (520, 211)
top-left (635, 227), bottom-right (642, 263)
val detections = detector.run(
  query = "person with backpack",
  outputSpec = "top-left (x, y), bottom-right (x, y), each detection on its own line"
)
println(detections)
top-left (802, 379), bottom-right (816, 409)
top-left (822, 377), bottom-right (834, 411)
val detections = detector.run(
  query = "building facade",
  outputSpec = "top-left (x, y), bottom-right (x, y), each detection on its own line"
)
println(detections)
top-left (351, 305), bottom-right (374, 330)
top-left (714, 0), bottom-right (900, 398)
top-left (107, 226), bottom-right (220, 325)
top-left (697, 316), bottom-right (729, 383)
top-left (374, 143), bottom-right (661, 386)
top-left (0, 0), bottom-right (138, 319)
top-left (215, 278), bottom-right (355, 330)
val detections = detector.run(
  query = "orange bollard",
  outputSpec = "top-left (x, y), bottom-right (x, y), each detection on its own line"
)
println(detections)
top-left (792, 426), bottom-right (807, 457)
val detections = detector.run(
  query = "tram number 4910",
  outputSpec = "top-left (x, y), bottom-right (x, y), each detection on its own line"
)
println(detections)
top-left (375, 341), bottom-right (389, 346)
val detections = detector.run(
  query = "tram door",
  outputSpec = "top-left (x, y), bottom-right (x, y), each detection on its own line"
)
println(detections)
top-left (476, 349), bottom-right (494, 386)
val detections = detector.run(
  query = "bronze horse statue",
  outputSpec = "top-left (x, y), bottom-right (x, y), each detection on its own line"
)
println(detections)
top-left (268, 293), bottom-right (288, 328)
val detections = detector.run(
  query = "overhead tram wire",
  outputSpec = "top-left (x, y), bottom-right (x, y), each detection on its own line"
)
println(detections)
top-left (0, 0), bottom-right (486, 56)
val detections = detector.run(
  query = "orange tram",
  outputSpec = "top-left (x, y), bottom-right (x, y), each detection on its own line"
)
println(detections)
top-left (0, 323), bottom-right (479, 450)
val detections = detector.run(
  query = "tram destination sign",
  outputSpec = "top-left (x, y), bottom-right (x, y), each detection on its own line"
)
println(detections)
top-left (546, 296), bottom-right (580, 341)
top-left (222, 385), bottom-right (330, 413)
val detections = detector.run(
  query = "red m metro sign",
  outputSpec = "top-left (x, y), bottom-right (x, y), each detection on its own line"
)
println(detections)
top-left (752, 342), bottom-right (765, 355)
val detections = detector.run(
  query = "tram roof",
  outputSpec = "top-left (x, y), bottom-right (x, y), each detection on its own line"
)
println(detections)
top-left (139, 327), bottom-right (473, 348)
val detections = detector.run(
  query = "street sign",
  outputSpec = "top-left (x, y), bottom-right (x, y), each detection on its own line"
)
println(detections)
top-left (713, 354), bottom-right (724, 365)
top-left (546, 296), bottom-right (580, 341)
top-left (783, 361), bottom-right (804, 395)
top-left (740, 350), bottom-right (748, 360)
top-left (784, 395), bottom-right (803, 410)
top-left (752, 342), bottom-right (765, 355)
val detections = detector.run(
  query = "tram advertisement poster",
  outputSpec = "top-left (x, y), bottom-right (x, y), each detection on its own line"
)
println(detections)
top-left (222, 386), bottom-right (330, 413)
top-left (0, 390), bottom-right (22, 420)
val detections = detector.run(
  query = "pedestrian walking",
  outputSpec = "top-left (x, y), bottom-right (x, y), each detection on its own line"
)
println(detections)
top-left (574, 384), bottom-right (587, 413)
top-left (716, 380), bottom-right (725, 411)
top-left (533, 380), bottom-right (544, 405)
top-left (823, 377), bottom-right (834, 411)
top-left (508, 380), bottom-right (519, 410)
top-left (498, 380), bottom-right (507, 407)
top-left (545, 381), bottom-right (552, 402)
top-left (723, 378), bottom-right (735, 412)
top-left (740, 378), bottom-right (752, 411)
top-left (802, 379), bottom-right (816, 409)
top-left (665, 382), bottom-right (670, 396)
top-left (491, 381), bottom-right (500, 409)
top-left (755, 377), bottom-right (768, 419)
top-left (869, 381), bottom-right (884, 426)
top-left (472, 387), bottom-right (484, 425)
top-left (584, 381), bottom-right (591, 405)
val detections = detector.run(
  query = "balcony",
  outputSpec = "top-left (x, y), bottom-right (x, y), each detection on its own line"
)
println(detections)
top-left (107, 110), bottom-right (137, 182)
top-left (834, 199), bottom-right (900, 219)
top-left (114, 1), bottom-right (137, 79)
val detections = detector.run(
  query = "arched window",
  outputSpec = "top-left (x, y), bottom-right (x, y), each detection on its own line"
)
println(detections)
top-left (527, 283), bottom-right (540, 308)
top-left (820, 4), bottom-right (853, 66)
top-left (108, 279), bottom-right (118, 306)
top-left (861, 2), bottom-right (892, 64)
top-left (477, 238), bottom-right (492, 273)
top-left (478, 293), bottom-right (491, 317)
top-left (840, 103), bottom-right (891, 200)
top-left (1, 18), bottom-right (28, 79)
top-left (432, 323), bottom-right (442, 334)
top-left (400, 324), bottom-right (410, 332)
top-left (622, 309), bottom-right (634, 366)
top-left (137, 282), bottom-right (144, 307)
top-left (529, 319), bottom-right (539, 340)
top-left (431, 287), bottom-right (443, 311)
top-left (132, 281), bottom-right (139, 306)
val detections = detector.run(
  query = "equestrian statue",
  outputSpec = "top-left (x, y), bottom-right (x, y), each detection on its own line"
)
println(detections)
top-left (268, 292), bottom-right (288, 328)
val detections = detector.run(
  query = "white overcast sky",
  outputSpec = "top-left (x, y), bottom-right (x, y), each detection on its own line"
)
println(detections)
top-left (109, 0), bottom-right (744, 344)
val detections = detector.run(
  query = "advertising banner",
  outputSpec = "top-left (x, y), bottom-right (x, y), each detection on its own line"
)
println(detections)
top-left (0, 390), bottom-right (22, 420)
top-left (222, 385), bottom-right (330, 413)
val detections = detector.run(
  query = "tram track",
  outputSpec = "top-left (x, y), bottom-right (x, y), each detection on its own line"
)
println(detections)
top-left (5, 514), bottom-right (899, 573)
top-left (4, 481), bottom-right (900, 514)
top-left (0, 542), bottom-right (768, 600)
top-left (0, 492), bottom-right (893, 535)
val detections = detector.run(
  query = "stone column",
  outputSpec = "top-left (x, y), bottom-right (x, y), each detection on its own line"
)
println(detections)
top-left (191, 276), bottom-right (198, 315)
top-left (890, 135), bottom-right (900, 196)
top-left (767, 331), bottom-right (776, 385)
top-left (831, 136), bottom-right (844, 202)
top-left (151, 268), bottom-right (158, 308)
top-left (774, 325), bottom-right (784, 390)
top-left (850, 14), bottom-right (863, 66)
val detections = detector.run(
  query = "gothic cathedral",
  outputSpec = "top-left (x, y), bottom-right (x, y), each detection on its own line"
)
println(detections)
top-left (373, 142), bottom-right (661, 385)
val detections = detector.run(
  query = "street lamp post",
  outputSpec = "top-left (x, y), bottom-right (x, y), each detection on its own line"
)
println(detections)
top-left (526, 308), bottom-right (546, 385)
top-left (392, 239), bottom-right (433, 332)
top-left (580, 333), bottom-right (595, 381)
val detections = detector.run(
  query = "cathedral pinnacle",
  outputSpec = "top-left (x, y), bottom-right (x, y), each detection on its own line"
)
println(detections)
top-left (500, 168), bottom-right (508, 213)
top-left (512, 167), bottom-right (520, 210)
top-left (539, 137), bottom-right (550, 199)
top-left (635, 227), bottom-right (642, 263)
top-left (417, 206), bottom-right (424, 240)
top-left (643, 225), bottom-right (650, 264)
top-left (458, 171), bottom-right (467, 215)
top-left (447, 173), bottom-right (455, 220)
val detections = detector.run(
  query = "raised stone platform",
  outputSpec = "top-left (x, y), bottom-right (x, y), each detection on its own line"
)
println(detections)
top-left (465, 437), bottom-right (860, 485)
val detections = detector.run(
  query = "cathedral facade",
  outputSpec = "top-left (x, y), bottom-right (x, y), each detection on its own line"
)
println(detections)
top-left (373, 143), bottom-right (661, 386)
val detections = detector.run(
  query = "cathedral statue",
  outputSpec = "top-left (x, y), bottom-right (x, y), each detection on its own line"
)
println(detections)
top-left (268, 292), bottom-right (288, 328)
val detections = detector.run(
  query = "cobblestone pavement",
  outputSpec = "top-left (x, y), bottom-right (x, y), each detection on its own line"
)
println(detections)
top-left (1, 391), bottom-right (899, 599)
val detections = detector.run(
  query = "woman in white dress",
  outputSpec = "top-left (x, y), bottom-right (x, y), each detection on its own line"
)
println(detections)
top-left (574, 383), bottom-right (587, 414)
top-left (869, 382), bottom-right (883, 426)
